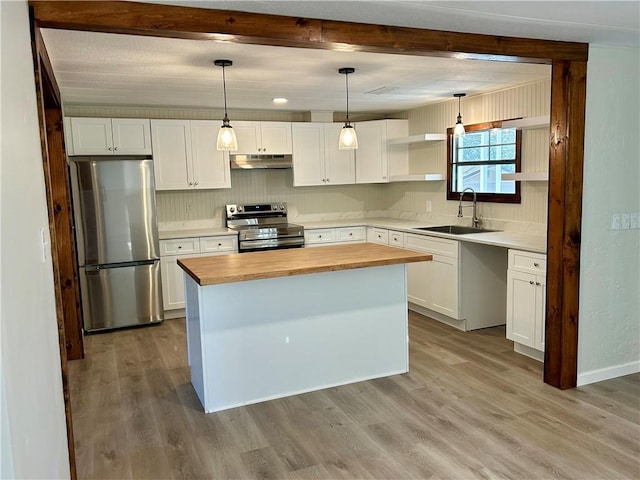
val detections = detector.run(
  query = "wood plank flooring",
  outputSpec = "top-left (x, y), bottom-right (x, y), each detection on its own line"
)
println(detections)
top-left (69, 312), bottom-right (640, 479)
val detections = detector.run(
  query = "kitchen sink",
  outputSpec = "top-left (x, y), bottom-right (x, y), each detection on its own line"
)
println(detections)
top-left (414, 225), bottom-right (500, 235)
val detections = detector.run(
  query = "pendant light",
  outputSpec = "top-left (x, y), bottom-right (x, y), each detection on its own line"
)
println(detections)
top-left (453, 93), bottom-right (466, 138)
top-left (214, 59), bottom-right (238, 151)
top-left (338, 67), bottom-right (358, 150)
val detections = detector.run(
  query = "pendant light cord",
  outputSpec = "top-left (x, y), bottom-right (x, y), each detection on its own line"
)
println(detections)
top-left (222, 65), bottom-right (229, 121)
top-left (345, 72), bottom-right (350, 123)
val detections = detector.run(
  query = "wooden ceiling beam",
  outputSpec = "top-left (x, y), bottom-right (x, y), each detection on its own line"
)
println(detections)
top-left (29, 0), bottom-right (588, 64)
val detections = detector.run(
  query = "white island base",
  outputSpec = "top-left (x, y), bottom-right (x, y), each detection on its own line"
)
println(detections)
top-left (184, 264), bottom-right (409, 414)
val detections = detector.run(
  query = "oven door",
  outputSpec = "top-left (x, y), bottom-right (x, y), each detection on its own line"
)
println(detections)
top-left (239, 236), bottom-right (304, 252)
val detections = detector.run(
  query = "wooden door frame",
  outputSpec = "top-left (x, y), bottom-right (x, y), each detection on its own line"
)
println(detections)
top-left (28, 1), bottom-right (586, 468)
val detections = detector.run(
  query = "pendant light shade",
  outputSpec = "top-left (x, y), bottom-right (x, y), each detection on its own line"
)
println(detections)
top-left (338, 67), bottom-right (358, 150)
top-left (453, 93), bottom-right (466, 138)
top-left (214, 59), bottom-right (238, 151)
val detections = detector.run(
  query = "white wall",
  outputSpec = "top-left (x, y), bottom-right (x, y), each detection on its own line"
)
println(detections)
top-left (0, 2), bottom-right (71, 478)
top-left (577, 44), bottom-right (640, 385)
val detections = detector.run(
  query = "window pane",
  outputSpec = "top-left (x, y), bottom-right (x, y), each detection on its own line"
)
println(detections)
top-left (458, 146), bottom-right (489, 162)
top-left (458, 131), bottom-right (487, 148)
top-left (454, 163), bottom-right (516, 194)
top-left (489, 144), bottom-right (516, 160)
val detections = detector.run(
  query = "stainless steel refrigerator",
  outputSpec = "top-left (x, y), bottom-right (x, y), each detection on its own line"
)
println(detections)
top-left (70, 156), bottom-right (163, 332)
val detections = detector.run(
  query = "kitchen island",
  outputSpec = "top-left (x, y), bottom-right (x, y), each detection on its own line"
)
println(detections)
top-left (178, 243), bottom-right (431, 413)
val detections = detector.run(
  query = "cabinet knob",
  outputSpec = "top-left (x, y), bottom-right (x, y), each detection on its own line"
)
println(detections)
top-left (178, 245), bottom-right (182, 249)
top-left (218, 243), bottom-right (222, 246)
top-left (194, 181), bottom-right (199, 186)
top-left (189, 182), bottom-right (193, 186)
top-left (319, 235), bottom-right (322, 238)
top-left (529, 280), bottom-right (534, 285)
top-left (536, 282), bottom-right (541, 286)
top-left (533, 262), bottom-right (539, 267)
top-left (349, 233), bottom-right (353, 236)
top-left (114, 146), bottom-right (118, 151)
top-left (107, 146), bottom-right (113, 151)
top-left (326, 178), bottom-right (330, 182)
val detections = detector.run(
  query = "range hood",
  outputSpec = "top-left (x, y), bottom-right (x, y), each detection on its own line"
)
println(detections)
top-left (230, 154), bottom-right (292, 169)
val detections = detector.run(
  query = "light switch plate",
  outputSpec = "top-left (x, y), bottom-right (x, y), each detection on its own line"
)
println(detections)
top-left (611, 213), bottom-right (621, 230)
top-left (630, 212), bottom-right (639, 229)
top-left (621, 213), bottom-right (631, 229)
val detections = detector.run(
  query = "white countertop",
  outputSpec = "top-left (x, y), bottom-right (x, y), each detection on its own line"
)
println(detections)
top-left (302, 217), bottom-right (547, 254)
top-left (160, 218), bottom-right (546, 254)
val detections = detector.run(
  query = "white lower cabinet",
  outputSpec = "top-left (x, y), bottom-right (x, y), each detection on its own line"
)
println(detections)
top-left (305, 226), bottom-right (366, 247)
top-left (404, 232), bottom-right (508, 331)
top-left (404, 234), bottom-right (459, 318)
top-left (160, 235), bottom-right (238, 311)
top-left (506, 250), bottom-right (546, 355)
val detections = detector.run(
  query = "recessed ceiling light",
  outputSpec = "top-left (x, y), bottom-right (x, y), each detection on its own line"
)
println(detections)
top-left (272, 97), bottom-right (288, 105)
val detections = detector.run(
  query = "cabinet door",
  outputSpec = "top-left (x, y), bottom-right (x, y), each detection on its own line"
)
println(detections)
top-left (534, 276), bottom-right (546, 351)
top-left (260, 122), bottom-right (292, 154)
top-left (430, 254), bottom-right (459, 318)
top-left (292, 123), bottom-right (325, 186)
top-left (151, 120), bottom-right (192, 190)
top-left (324, 123), bottom-right (355, 185)
top-left (506, 269), bottom-right (536, 347)
top-left (233, 121), bottom-right (261, 154)
top-left (111, 118), bottom-right (152, 154)
top-left (160, 253), bottom-right (201, 310)
top-left (70, 117), bottom-right (113, 155)
top-left (355, 121), bottom-right (388, 183)
top-left (190, 121), bottom-right (231, 189)
top-left (407, 261), bottom-right (431, 308)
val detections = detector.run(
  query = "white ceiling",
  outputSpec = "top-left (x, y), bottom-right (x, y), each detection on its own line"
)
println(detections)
top-left (41, 1), bottom-right (638, 114)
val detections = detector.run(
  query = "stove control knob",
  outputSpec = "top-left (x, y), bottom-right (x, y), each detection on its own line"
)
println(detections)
top-left (237, 206), bottom-right (243, 212)
top-left (271, 204), bottom-right (277, 211)
top-left (279, 203), bottom-right (285, 210)
top-left (229, 207), bottom-right (235, 213)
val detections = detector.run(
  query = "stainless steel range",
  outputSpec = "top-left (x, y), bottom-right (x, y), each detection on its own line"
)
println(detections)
top-left (225, 203), bottom-right (305, 252)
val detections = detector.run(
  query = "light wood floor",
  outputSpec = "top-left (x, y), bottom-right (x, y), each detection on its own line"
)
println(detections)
top-left (69, 312), bottom-right (640, 479)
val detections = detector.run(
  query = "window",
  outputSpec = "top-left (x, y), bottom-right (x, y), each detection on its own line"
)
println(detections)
top-left (447, 121), bottom-right (522, 203)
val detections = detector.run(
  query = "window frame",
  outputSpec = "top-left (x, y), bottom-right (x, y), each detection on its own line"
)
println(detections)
top-left (446, 120), bottom-right (522, 204)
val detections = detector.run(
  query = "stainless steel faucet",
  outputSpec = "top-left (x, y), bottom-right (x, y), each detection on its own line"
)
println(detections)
top-left (458, 187), bottom-right (480, 228)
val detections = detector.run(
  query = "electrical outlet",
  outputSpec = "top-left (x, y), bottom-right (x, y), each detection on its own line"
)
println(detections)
top-left (630, 212), bottom-right (639, 229)
top-left (611, 213), bottom-right (621, 230)
top-left (621, 213), bottom-right (631, 229)
top-left (426, 200), bottom-right (432, 212)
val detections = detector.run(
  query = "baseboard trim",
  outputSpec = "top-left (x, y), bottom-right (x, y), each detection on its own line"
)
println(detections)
top-left (408, 303), bottom-right (466, 331)
top-left (577, 360), bottom-right (640, 386)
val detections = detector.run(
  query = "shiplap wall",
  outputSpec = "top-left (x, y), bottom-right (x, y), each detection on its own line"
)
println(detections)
top-left (385, 78), bottom-right (551, 226)
top-left (68, 79), bottom-right (551, 228)
top-left (157, 169), bottom-right (386, 224)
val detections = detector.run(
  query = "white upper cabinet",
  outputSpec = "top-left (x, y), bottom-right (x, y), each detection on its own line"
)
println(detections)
top-left (151, 119), bottom-right (230, 191)
top-left (354, 119), bottom-right (408, 184)
top-left (233, 121), bottom-right (292, 155)
top-left (68, 117), bottom-right (151, 155)
top-left (190, 121), bottom-right (231, 189)
top-left (292, 122), bottom-right (355, 186)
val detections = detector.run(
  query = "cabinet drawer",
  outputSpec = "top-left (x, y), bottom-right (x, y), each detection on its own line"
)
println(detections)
top-left (509, 250), bottom-right (546, 274)
top-left (200, 235), bottom-right (238, 253)
top-left (404, 234), bottom-right (458, 258)
top-left (160, 238), bottom-right (200, 256)
top-left (389, 231), bottom-right (405, 247)
top-left (367, 228), bottom-right (389, 245)
top-left (336, 226), bottom-right (366, 242)
top-left (305, 228), bottom-right (336, 244)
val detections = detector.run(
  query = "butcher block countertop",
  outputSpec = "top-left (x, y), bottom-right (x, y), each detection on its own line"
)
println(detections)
top-left (178, 243), bottom-right (432, 286)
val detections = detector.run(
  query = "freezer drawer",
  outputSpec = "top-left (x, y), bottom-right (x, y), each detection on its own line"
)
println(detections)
top-left (80, 261), bottom-right (163, 332)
